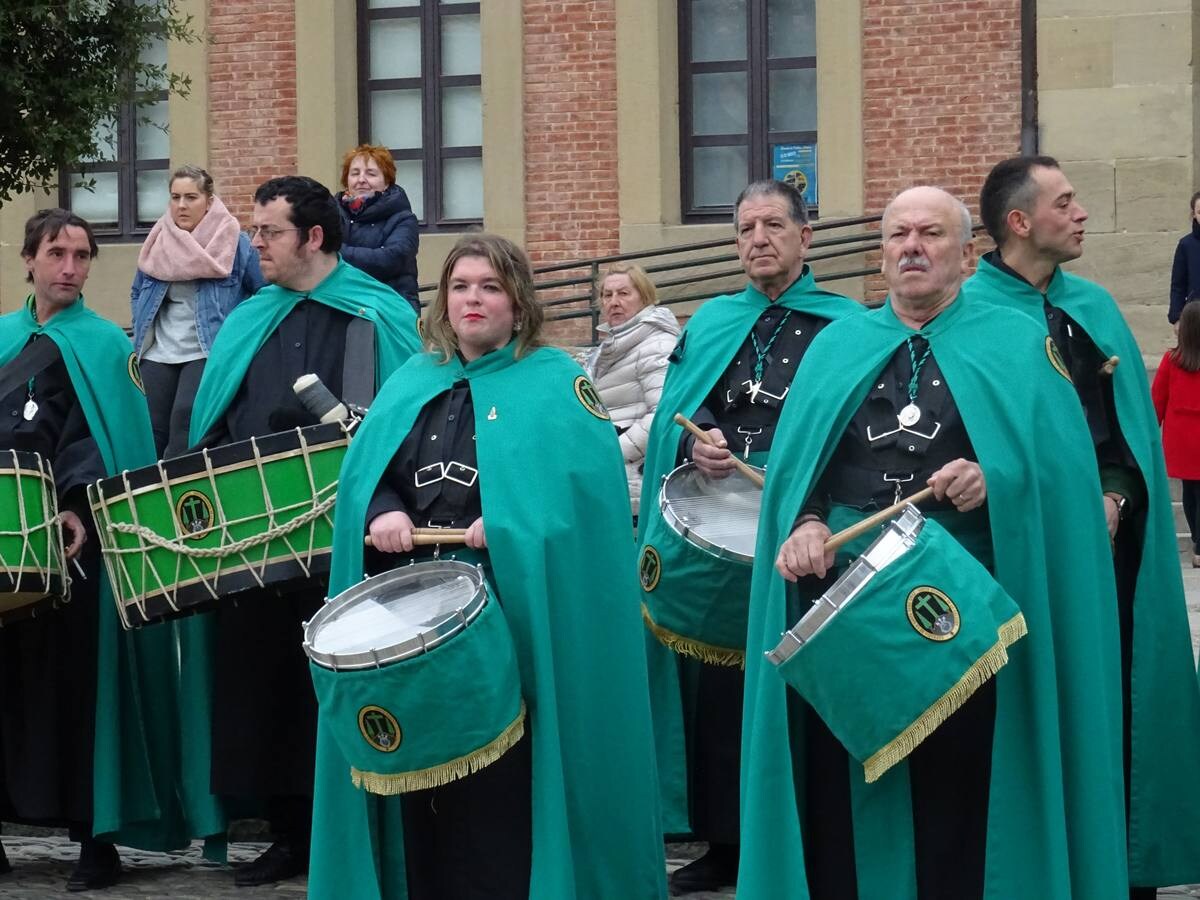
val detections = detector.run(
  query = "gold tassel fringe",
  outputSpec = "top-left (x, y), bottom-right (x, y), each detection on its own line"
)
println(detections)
top-left (350, 701), bottom-right (527, 795)
top-left (641, 604), bottom-right (745, 669)
top-left (862, 612), bottom-right (1028, 784)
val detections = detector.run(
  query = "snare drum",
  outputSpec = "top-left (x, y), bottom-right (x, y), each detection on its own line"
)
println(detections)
top-left (305, 559), bottom-right (526, 795)
top-left (767, 506), bottom-right (1026, 783)
top-left (89, 422), bottom-right (350, 629)
top-left (0, 449), bottom-right (67, 622)
top-left (638, 460), bottom-right (764, 666)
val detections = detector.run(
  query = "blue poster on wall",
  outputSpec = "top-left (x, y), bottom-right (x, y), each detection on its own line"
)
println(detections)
top-left (772, 143), bottom-right (818, 209)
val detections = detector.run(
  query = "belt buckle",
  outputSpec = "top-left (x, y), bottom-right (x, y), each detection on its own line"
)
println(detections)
top-left (414, 462), bottom-right (445, 488)
top-left (444, 461), bottom-right (479, 487)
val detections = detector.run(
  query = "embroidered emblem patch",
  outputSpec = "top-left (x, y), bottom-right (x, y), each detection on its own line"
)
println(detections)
top-left (175, 490), bottom-right (215, 539)
top-left (574, 375), bottom-right (610, 420)
top-left (1045, 336), bottom-right (1071, 382)
top-left (905, 586), bottom-right (960, 642)
top-left (127, 352), bottom-right (144, 393)
top-left (639, 545), bottom-right (662, 592)
top-left (358, 705), bottom-right (402, 753)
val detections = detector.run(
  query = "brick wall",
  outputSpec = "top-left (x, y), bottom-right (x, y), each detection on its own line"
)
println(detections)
top-left (861, 0), bottom-right (1022, 293)
top-left (208, 0), bottom-right (299, 223)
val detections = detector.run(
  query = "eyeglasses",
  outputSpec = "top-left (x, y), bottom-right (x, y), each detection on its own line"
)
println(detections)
top-left (244, 225), bottom-right (300, 242)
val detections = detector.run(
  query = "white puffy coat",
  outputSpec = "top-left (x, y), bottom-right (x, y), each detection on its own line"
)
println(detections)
top-left (584, 304), bottom-right (680, 513)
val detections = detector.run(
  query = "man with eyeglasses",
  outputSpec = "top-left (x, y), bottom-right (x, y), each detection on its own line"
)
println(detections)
top-left (185, 175), bottom-right (421, 886)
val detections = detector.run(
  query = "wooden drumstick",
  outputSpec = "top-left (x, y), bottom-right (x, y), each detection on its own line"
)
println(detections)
top-left (823, 486), bottom-right (935, 553)
top-left (365, 528), bottom-right (468, 548)
top-left (1099, 355), bottom-right (1119, 376)
top-left (673, 413), bottom-right (766, 489)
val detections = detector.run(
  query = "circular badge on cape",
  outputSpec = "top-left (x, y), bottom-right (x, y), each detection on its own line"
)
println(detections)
top-left (639, 545), bottom-right (662, 592)
top-left (358, 705), bottom-right (402, 753)
top-left (1045, 336), bottom-right (1071, 383)
top-left (574, 375), bottom-right (610, 420)
top-left (127, 352), bottom-right (145, 394)
top-left (905, 586), bottom-right (960, 642)
top-left (175, 489), bottom-right (216, 540)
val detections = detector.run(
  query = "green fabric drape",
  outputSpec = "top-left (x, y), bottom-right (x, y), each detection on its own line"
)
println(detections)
top-left (635, 271), bottom-right (861, 832)
top-left (963, 255), bottom-right (1200, 886)
top-left (308, 343), bottom-right (666, 899)
top-left (0, 296), bottom-right (223, 852)
top-left (740, 295), bottom-right (1129, 900)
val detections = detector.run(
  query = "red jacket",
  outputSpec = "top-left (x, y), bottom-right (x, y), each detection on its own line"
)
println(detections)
top-left (1151, 350), bottom-right (1200, 479)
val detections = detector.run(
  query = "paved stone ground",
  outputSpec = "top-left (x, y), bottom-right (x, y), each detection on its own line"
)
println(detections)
top-left (0, 563), bottom-right (1198, 897)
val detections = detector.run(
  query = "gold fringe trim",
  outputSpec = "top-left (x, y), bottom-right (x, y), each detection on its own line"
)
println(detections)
top-left (350, 701), bottom-right (527, 795)
top-left (862, 612), bottom-right (1028, 784)
top-left (641, 604), bottom-right (745, 669)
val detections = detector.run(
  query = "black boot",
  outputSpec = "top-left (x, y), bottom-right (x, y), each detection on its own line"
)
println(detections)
top-left (669, 842), bottom-right (739, 896)
top-left (234, 840), bottom-right (308, 887)
top-left (67, 839), bottom-right (120, 892)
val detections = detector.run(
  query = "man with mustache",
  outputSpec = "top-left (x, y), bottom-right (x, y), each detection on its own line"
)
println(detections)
top-left (964, 156), bottom-right (1200, 899)
top-left (636, 179), bottom-right (859, 894)
top-left (742, 185), bottom-right (1130, 900)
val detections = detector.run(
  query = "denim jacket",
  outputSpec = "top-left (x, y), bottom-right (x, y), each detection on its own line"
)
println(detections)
top-left (130, 232), bottom-right (264, 357)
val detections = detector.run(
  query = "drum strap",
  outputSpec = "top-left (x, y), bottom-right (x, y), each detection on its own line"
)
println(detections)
top-left (342, 319), bottom-right (377, 410)
top-left (0, 335), bottom-right (60, 401)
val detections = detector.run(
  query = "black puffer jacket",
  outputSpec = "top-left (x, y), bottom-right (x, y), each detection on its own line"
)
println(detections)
top-left (337, 184), bottom-right (420, 312)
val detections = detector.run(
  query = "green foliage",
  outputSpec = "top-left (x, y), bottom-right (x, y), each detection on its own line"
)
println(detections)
top-left (0, 0), bottom-right (198, 202)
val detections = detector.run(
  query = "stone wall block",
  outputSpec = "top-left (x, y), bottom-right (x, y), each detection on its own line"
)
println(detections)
top-left (1116, 157), bottom-right (1193, 232)
top-left (1037, 17), bottom-right (1113, 90)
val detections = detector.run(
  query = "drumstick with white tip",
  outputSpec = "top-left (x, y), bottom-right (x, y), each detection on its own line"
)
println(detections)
top-left (673, 413), bottom-right (766, 488)
top-left (364, 528), bottom-right (468, 548)
top-left (823, 486), bottom-right (935, 553)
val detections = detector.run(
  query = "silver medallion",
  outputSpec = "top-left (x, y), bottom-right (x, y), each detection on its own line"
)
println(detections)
top-left (898, 403), bottom-right (921, 427)
top-left (22, 399), bottom-right (38, 421)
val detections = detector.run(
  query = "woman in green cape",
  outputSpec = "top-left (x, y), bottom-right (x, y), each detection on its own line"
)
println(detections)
top-left (308, 234), bottom-right (666, 900)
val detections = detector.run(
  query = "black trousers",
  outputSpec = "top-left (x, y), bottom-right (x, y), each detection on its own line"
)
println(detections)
top-left (688, 662), bottom-right (743, 847)
top-left (1182, 479), bottom-right (1200, 553)
top-left (795, 682), bottom-right (997, 900)
top-left (400, 730), bottom-right (533, 900)
top-left (140, 357), bottom-right (206, 458)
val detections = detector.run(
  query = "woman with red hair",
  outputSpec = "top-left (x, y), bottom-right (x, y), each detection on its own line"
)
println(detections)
top-left (337, 144), bottom-right (420, 313)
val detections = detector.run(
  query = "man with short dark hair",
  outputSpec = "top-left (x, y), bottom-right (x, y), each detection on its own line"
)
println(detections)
top-left (967, 155), bottom-right (1200, 899)
top-left (636, 179), bottom-right (859, 894)
top-left (743, 185), bottom-right (1130, 900)
top-left (0, 209), bottom-right (198, 891)
top-left (187, 176), bottom-right (421, 886)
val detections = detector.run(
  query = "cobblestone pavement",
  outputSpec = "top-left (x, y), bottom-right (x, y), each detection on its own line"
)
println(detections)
top-left (0, 565), bottom-right (1197, 897)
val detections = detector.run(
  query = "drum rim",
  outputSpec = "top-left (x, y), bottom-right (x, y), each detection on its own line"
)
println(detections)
top-left (659, 461), bottom-right (763, 564)
top-left (304, 559), bottom-right (487, 671)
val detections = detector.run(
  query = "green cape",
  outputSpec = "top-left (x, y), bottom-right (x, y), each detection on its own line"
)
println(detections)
top-left (188, 257), bottom-right (421, 444)
top-left (308, 343), bottom-right (667, 900)
top-left (635, 271), bottom-right (861, 833)
top-left (964, 256), bottom-right (1200, 885)
top-left (740, 295), bottom-right (1130, 900)
top-left (0, 297), bottom-right (223, 851)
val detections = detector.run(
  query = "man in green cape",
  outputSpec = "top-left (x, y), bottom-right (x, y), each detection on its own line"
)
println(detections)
top-left (0, 209), bottom-right (220, 890)
top-left (185, 176), bottom-right (420, 887)
top-left (743, 187), bottom-right (1129, 900)
top-left (308, 338), bottom-right (665, 899)
top-left (966, 155), bottom-right (1200, 896)
top-left (635, 179), bottom-right (860, 893)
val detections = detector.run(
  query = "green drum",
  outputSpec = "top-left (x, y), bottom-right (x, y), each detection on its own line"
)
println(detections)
top-left (0, 449), bottom-right (67, 622)
top-left (89, 422), bottom-right (350, 629)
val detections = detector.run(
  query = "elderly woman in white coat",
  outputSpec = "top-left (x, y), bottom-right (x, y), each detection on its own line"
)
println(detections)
top-left (584, 263), bottom-right (679, 516)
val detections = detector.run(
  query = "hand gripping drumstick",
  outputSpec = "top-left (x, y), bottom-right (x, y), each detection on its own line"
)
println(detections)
top-left (364, 528), bottom-right (468, 548)
top-left (673, 414), bottom-right (766, 489)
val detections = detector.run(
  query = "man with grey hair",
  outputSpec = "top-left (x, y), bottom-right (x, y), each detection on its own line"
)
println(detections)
top-left (635, 178), bottom-right (860, 894)
top-left (967, 156), bottom-right (1200, 899)
top-left (741, 184), bottom-right (1132, 899)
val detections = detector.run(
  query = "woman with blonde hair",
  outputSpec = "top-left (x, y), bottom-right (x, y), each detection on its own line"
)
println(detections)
top-left (584, 262), bottom-right (680, 515)
top-left (337, 143), bottom-right (420, 312)
top-left (308, 233), bottom-right (666, 900)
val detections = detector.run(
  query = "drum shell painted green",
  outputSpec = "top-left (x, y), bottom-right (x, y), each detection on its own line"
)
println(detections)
top-left (0, 452), bottom-right (63, 605)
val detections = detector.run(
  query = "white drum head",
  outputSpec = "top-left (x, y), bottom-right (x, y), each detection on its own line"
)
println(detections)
top-left (660, 462), bottom-right (763, 562)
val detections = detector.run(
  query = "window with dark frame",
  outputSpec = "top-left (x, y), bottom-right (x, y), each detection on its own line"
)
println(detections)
top-left (679, 0), bottom-right (817, 221)
top-left (59, 37), bottom-right (171, 240)
top-left (358, 0), bottom-right (483, 229)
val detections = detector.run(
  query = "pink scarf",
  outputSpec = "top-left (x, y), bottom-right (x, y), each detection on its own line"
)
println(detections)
top-left (136, 195), bottom-right (241, 281)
